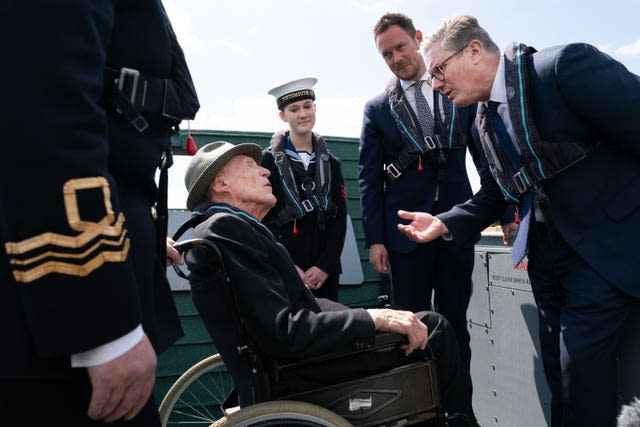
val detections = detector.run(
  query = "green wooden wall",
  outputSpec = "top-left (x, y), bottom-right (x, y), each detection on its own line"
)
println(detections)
top-left (154, 129), bottom-right (384, 403)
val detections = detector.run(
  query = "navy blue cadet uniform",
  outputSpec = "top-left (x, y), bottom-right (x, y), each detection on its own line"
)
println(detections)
top-left (0, 1), bottom-right (187, 425)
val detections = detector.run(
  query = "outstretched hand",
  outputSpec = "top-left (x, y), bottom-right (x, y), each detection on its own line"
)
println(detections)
top-left (397, 210), bottom-right (449, 244)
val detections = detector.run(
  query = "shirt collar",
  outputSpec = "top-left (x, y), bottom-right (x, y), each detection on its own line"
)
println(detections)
top-left (488, 54), bottom-right (508, 104)
top-left (399, 72), bottom-right (429, 92)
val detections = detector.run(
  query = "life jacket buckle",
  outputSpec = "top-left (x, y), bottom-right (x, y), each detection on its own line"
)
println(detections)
top-left (513, 171), bottom-right (528, 194)
top-left (386, 163), bottom-right (402, 179)
top-left (424, 136), bottom-right (437, 150)
top-left (301, 181), bottom-right (316, 191)
top-left (116, 67), bottom-right (140, 104)
top-left (301, 199), bottom-right (314, 212)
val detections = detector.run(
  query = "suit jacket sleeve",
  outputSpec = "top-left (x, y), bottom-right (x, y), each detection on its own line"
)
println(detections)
top-left (0, 2), bottom-right (142, 357)
top-left (314, 156), bottom-right (347, 274)
top-left (358, 99), bottom-right (386, 247)
top-left (196, 213), bottom-right (375, 360)
top-left (438, 136), bottom-right (511, 247)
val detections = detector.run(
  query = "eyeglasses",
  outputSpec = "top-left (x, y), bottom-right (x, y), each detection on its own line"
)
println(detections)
top-left (426, 44), bottom-right (468, 86)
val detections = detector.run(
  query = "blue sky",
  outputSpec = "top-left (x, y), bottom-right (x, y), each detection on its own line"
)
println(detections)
top-left (163, 0), bottom-right (639, 206)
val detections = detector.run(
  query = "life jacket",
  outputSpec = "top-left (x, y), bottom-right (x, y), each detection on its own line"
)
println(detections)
top-left (385, 78), bottom-right (468, 180)
top-left (476, 42), bottom-right (602, 216)
top-left (267, 131), bottom-right (337, 226)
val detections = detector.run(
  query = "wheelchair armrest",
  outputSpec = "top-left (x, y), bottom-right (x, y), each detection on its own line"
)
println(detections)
top-left (276, 331), bottom-right (411, 373)
top-left (373, 331), bottom-right (407, 348)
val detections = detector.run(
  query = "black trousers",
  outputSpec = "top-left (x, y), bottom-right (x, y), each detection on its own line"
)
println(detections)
top-left (0, 376), bottom-right (161, 427)
top-left (276, 311), bottom-right (476, 423)
top-left (388, 242), bottom-right (474, 372)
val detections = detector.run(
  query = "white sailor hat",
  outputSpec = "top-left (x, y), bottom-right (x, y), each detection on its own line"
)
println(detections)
top-left (268, 77), bottom-right (317, 110)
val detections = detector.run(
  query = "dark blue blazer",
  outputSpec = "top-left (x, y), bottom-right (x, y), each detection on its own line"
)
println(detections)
top-left (358, 88), bottom-right (490, 253)
top-left (440, 43), bottom-right (640, 295)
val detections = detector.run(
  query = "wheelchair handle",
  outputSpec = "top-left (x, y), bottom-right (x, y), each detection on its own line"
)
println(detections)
top-left (171, 238), bottom-right (226, 280)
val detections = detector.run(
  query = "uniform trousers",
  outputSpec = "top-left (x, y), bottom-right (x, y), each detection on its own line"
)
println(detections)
top-left (0, 376), bottom-right (161, 427)
top-left (528, 221), bottom-right (635, 427)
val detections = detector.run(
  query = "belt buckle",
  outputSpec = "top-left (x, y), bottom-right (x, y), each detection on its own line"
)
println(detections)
top-left (386, 163), bottom-right (401, 179)
top-left (301, 199), bottom-right (314, 212)
top-left (116, 67), bottom-right (140, 104)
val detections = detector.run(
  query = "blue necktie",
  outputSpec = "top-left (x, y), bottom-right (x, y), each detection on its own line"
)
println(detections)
top-left (413, 80), bottom-right (435, 137)
top-left (486, 101), bottom-right (531, 266)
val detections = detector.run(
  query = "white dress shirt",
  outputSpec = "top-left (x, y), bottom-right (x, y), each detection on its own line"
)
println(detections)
top-left (71, 324), bottom-right (143, 367)
top-left (400, 74), bottom-right (439, 201)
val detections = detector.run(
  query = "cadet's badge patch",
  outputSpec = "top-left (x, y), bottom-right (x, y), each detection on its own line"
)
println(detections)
top-left (4, 177), bottom-right (130, 283)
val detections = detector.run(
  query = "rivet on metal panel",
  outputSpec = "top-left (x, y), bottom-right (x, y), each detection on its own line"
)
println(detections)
top-left (490, 338), bottom-right (495, 344)
top-left (490, 309), bottom-right (495, 314)
top-left (511, 290), bottom-right (515, 296)
top-left (494, 415), bottom-right (499, 422)
top-left (493, 389), bottom-right (497, 396)
top-left (491, 364), bottom-right (496, 371)
top-left (485, 328), bottom-right (489, 335)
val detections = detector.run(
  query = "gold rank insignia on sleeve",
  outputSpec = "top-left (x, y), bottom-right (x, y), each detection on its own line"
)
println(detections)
top-left (4, 177), bottom-right (131, 283)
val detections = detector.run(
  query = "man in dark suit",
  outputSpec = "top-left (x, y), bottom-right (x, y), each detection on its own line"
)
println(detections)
top-left (399, 14), bottom-right (640, 427)
top-left (182, 141), bottom-right (478, 424)
top-left (358, 12), bottom-right (513, 381)
top-left (0, 1), bottom-right (195, 425)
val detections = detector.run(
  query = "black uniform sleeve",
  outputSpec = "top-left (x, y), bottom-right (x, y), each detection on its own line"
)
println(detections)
top-left (0, 2), bottom-right (141, 357)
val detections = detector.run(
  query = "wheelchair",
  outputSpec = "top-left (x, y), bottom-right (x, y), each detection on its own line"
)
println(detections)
top-left (160, 237), bottom-right (462, 427)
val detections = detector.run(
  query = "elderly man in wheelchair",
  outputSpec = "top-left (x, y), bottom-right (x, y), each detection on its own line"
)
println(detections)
top-left (174, 141), bottom-right (479, 427)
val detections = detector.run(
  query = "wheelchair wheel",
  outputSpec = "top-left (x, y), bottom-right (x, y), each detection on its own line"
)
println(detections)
top-left (211, 400), bottom-right (354, 426)
top-left (159, 353), bottom-right (232, 426)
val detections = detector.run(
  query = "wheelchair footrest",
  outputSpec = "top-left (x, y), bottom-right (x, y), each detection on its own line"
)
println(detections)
top-left (283, 360), bottom-right (440, 426)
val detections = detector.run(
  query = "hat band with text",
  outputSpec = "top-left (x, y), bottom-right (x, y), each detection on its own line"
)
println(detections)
top-left (277, 89), bottom-right (315, 110)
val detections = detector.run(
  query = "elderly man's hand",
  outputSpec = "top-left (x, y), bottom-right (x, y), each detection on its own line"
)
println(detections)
top-left (166, 238), bottom-right (184, 267)
top-left (367, 308), bottom-right (428, 356)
